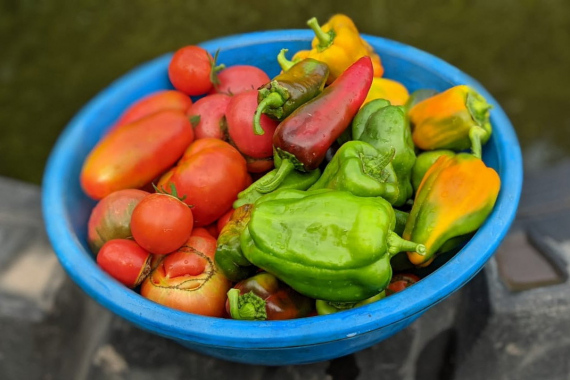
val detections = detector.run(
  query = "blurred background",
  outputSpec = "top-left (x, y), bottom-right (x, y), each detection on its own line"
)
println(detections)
top-left (2, 1), bottom-right (570, 379)
top-left (1, 0), bottom-right (569, 183)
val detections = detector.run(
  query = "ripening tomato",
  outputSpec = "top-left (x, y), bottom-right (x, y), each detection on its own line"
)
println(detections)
top-left (168, 46), bottom-right (222, 96)
top-left (80, 110), bottom-right (194, 200)
top-left (97, 239), bottom-right (152, 288)
top-left (140, 228), bottom-right (232, 317)
top-left (208, 65), bottom-right (270, 96)
top-left (186, 93), bottom-right (232, 140)
top-left (226, 90), bottom-right (278, 159)
top-left (87, 189), bottom-right (149, 255)
top-left (130, 190), bottom-right (194, 254)
top-left (157, 138), bottom-right (249, 227)
top-left (111, 90), bottom-right (193, 132)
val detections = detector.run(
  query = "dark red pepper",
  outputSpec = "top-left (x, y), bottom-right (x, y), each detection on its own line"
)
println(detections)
top-left (385, 273), bottom-right (421, 296)
top-left (255, 56), bottom-right (373, 193)
top-left (226, 272), bottom-right (314, 321)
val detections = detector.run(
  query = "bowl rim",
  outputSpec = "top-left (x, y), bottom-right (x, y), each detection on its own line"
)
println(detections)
top-left (42, 29), bottom-right (522, 349)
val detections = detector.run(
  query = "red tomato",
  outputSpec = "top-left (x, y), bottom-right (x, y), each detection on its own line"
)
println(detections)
top-left (80, 110), bottom-right (194, 200)
top-left (130, 192), bottom-right (194, 254)
top-left (169, 46), bottom-right (217, 96)
top-left (226, 90), bottom-right (278, 159)
top-left (209, 65), bottom-right (270, 95)
top-left (386, 273), bottom-right (421, 296)
top-left (244, 155), bottom-right (274, 173)
top-left (216, 209), bottom-right (234, 235)
top-left (203, 223), bottom-right (220, 239)
top-left (186, 93), bottom-right (232, 140)
top-left (87, 189), bottom-right (149, 254)
top-left (157, 138), bottom-right (249, 227)
top-left (111, 90), bottom-right (193, 132)
top-left (140, 229), bottom-right (232, 317)
top-left (97, 239), bottom-right (151, 288)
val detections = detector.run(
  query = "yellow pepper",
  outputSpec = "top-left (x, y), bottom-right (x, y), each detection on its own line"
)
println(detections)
top-left (362, 77), bottom-right (410, 108)
top-left (403, 153), bottom-right (500, 267)
top-left (409, 85), bottom-right (492, 159)
top-left (294, 14), bottom-right (384, 84)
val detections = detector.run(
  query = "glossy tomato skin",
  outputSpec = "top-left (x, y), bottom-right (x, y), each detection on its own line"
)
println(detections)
top-left (243, 155), bottom-right (274, 173)
top-left (208, 65), bottom-right (270, 96)
top-left (87, 189), bottom-right (149, 255)
top-left (111, 90), bottom-right (193, 132)
top-left (186, 94), bottom-right (232, 140)
top-left (130, 193), bottom-right (194, 255)
top-left (140, 228), bottom-right (231, 317)
top-left (168, 46), bottom-right (215, 96)
top-left (80, 110), bottom-right (194, 200)
top-left (97, 239), bottom-right (152, 288)
top-left (226, 90), bottom-right (278, 159)
top-left (157, 138), bottom-right (249, 227)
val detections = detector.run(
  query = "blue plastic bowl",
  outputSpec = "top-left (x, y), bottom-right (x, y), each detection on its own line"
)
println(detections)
top-left (42, 30), bottom-right (522, 365)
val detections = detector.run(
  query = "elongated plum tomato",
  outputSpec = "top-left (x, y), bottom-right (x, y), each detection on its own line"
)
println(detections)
top-left (186, 93), bottom-right (232, 140)
top-left (140, 228), bottom-right (232, 317)
top-left (226, 90), bottom-right (278, 159)
top-left (157, 138), bottom-right (249, 226)
top-left (168, 45), bottom-right (217, 96)
top-left (80, 109), bottom-right (194, 200)
top-left (97, 239), bottom-right (152, 288)
top-left (87, 189), bottom-right (149, 255)
top-left (208, 65), bottom-right (270, 96)
top-left (110, 90), bottom-right (193, 133)
top-left (130, 191), bottom-right (194, 254)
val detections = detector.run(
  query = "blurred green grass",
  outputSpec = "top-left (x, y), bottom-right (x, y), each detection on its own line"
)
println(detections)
top-left (1, 0), bottom-right (569, 184)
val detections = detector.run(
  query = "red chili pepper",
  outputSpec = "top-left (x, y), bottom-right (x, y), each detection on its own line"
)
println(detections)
top-left (255, 56), bottom-right (373, 193)
top-left (386, 273), bottom-right (421, 296)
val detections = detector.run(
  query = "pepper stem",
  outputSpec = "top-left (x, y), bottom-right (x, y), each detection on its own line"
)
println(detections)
top-left (227, 289), bottom-right (268, 321)
top-left (387, 231), bottom-right (426, 257)
top-left (253, 92), bottom-right (285, 135)
top-left (307, 17), bottom-right (332, 49)
top-left (255, 159), bottom-right (295, 193)
top-left (277, 49), bottom-right (294, 71)
top-left (469, 125), bottom-right (488, 159)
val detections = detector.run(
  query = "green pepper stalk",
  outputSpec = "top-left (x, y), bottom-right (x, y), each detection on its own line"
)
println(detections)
top-left (241, 189), bottom-right (425, 302)
top-left (226, 272), bottom-right (314, 321)
top-left (253, 49), bottom-right (330, 135)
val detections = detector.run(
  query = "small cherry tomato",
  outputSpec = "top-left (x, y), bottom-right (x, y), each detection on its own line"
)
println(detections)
top-left (111, 90), bottom-right (193, 132)
top-left (226, 90), bottom-right (278, 159)
top-left (168, 46), bottom-right (223, 96)
top-left (96, 239), bottom-right (152, 288)
top-left (386, 273), bottom-right (421, 296)
top-left (130, 187), bottom-right (194, 254)
top-left (87, 189), bottom-right (149, 255)
top-left (140, 229), bottom-right (231, 317)
top-left (186, 93), bottom-right (232, 140)
top-left (209, 65), bottom-right (270, 96)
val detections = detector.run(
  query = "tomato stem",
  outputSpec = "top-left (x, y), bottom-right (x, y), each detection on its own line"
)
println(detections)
top-left (209, 49), bottom-right (225, 88)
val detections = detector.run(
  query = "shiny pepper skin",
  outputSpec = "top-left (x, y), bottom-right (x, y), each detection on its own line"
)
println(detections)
top-left (294, 14), bottom-right (384, 84)
top-left (403, 153), bottom-right (501, 267)
top-left (409, 85), bottom-right (492, 159)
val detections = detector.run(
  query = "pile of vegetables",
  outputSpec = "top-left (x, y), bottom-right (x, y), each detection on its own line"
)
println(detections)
top-left (81, 14), bottom-right (500, 320)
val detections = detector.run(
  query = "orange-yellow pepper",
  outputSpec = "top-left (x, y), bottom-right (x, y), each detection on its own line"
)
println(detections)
top-left (409, 85), bottom-right (492, 159)
top-left (403, 153), bottom-right (500, 267)
top-left (294, 14), bottom-right (384, 84)
top-left (362, 77), bottom-right (410, 108)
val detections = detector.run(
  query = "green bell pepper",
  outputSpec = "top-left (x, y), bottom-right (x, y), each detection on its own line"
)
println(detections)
top-left (307, 140), bottom-right (400, 205)
top-left (411, 150), bottom-right (456, 192)
top-left (316, 291), bottom-right (386, 315)
top-left (240, 190), bottom-right (425, 302)
top-left (352, 100), bottom-right (416, 206)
